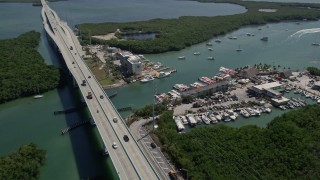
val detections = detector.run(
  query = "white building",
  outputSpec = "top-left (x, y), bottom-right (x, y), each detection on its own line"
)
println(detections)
top-left (118, 51), bottom-right (143, 75)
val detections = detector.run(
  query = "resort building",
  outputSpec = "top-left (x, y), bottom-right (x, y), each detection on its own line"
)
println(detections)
top-left (118, 51), bottom-right (143, 75)
top-left (248, 82), bottom-right (289, 106)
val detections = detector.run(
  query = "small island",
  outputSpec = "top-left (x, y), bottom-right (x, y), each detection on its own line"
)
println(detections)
top-left (0, 31), bottom-right (61, 103)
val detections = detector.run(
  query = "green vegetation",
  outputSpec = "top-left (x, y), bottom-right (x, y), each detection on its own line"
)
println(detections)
top-left (133, 103), bottom-right (168, 118)
top-left (77, 0), bottom-right (320, 54)
top-left (0, 31), bottom-right (61, 103)
top-left (307, 66), bottom-right (320, 76)
top-left (0, 143), bottom-right (46, 179)
top-left (154, 105), bottom-right (320, 179)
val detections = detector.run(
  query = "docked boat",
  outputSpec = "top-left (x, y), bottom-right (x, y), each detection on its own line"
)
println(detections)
top-left (140, 75), bottom-right (154, 83)
top-left (186, 114), bottom-right (197, 126)
top-left (190, 82), bottom-right (206, 88)
top-left (157, 71), bottom-right (171, 79)
top-left (209, 114), bottom-right (218, 124)
top-left (264, 107), bottom-right (271, 113)
top-left (206, 42), bottom-right (213, 46)
top-left (195, 115), bottom-right (202, 124)
top-left (193, 52), bottom-right (200, 55)
top-left (214, 113), bottom-right (222, 121)
top-left (240, 109), bottom-right (250, 118)
top-left (174, 116), bottom-right (185, 131)
top-left (178, 56), bottom-right (186, 60)
top-left (201, 114), bottom-right (211, 125)
top-left (207, 56), bottom-right (214, 60)
top-left (173, 84), bottom-right (190, 91)
top-left (180, 116), bottom-right (188, 125)
top-left (199, 76), bottom-right (215, 84)
top-left (34, 95), bottom-right (44, 99)
top-left (261, 37), bottom-right (268, 41)
top-left (215, 39), bottom-right (222, 43)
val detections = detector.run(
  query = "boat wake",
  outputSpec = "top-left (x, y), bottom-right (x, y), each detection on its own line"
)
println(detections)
top-left (290, 28), bottom-right (320, 38)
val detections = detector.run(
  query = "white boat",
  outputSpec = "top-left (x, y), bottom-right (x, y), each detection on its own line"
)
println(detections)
top-left (174, 116), bottom-right (185, 131)
top-left (178, 56), bottom-right (186, 60)
top-left (228, 36), bottom-right (237, 40)
top-left (180, 116), bottom-right (188, 125)
top-left (236, 45), bottom-right (242, 52)
top-left (215, 113), bottom-right (222, 121)
top-left (201, 114), bottom-right (211, 125)
top-left (195, 115), bottom-right (202, 123)
top-left (265, 107), bottom-right (271, 113)
top-left (207, 56), bottom-right (214, 60)
top-left (206, 42), bottom-right (213, 46)
top-left (261, 37), bottom-right (268, 41)
top-left (215, 39), bottom-right (222, 43)
top-left (208, 48), bottom-right (213, 51)
top-left (186, 114), bottom-right (197, 126)
top-left (140, 75), bottom-right (154, 83)
top-left (209, 114), bottom-right (218, 124)
top-left (312, 43), bottom-right (320, 46)
top-left (157, 71), bottom-right (171, 79)
top-left (34, 95), bottom-right (44, 99)
top-left (240, 109), bottom-right (250, 118)
top-left (193, 52), bottom-right (200, 55)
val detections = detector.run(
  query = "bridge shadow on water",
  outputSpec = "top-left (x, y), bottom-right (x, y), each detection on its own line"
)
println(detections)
top-left (44, 31), bottom-right (118, 180)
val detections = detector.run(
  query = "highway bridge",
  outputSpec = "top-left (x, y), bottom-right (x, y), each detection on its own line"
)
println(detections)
top-left (40, 0), bottom-right (162, 179)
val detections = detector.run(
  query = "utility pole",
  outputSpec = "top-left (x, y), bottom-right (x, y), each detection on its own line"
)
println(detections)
top-left (153, 83), bottom-right (157, 131)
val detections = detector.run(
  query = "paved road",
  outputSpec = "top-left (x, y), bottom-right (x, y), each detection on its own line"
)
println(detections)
top-left (41, 1), bottom-right (160, 179)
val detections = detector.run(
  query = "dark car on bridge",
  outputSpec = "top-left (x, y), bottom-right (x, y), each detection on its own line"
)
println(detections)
top-left (151, 142), bottom-right (156, 149)
top-left (123, 135), bottom-right (129, 142)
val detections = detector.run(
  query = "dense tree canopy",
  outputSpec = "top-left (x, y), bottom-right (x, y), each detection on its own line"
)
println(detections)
top-left (307, 67), bottom-right (320, 76)
top-left (0, 31), bottom-right (61, 103)
top-left (77, 0), bottom-right (320, 53)
top-left (0, 143), bottom-right (46, 180)
top-left (155, 105), bottom-right (320, 179)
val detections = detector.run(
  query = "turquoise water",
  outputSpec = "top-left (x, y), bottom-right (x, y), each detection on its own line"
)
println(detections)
top-left (0, 1), bottom-right (246, 179)
top-left (111, 20), bottom-right (320, 123)
top-left (243, 0), bottom-right (320, 3)
top-left (1, 0), bottom-right (320, 178)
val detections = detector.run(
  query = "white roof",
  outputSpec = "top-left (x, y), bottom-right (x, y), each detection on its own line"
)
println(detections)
top-left (253, 82), bottom-right (281, 91)
top-left (271, 97), bottom-right (290, 103)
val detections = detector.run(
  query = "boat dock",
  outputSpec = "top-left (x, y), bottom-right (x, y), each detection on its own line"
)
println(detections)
top-left (117, 106), bottom-right (133, 112)
top-left (61, 120), bottom-right (91, 135)
top-left (54, 103), bottom-right (87, 115)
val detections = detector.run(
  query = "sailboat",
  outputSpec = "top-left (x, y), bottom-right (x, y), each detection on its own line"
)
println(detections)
top-left (34, 87), bottom-right (44, 99)
top-left (236, 45), bottom-right (242, 52)
top-left (207, 50), bottom-right (214, 60)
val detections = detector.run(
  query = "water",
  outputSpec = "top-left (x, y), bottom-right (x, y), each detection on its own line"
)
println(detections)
top-left (111, 20), bottom-right (320, 127)
top-left (0, 3), bottom-right (117, 180)
top-left (0, 0), bottom-right (319, 178)
top-left (243, 0), bottom-right (320, 3)
top-left (49, 0), bottom-right (246, 25)
top-left (0, 1), bottom-right (245, 179)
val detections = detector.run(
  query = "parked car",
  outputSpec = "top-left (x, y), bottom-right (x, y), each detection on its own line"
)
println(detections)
top-left (123, 135), bottom-right (129, 142)
top-left (151, 142), bottom-right (156, 149)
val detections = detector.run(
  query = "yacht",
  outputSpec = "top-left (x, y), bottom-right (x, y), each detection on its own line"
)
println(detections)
top-left (311, 43), bottom-right (320, 46)
top-left (195, 115), bottom-right (202, 124)
top-left (208, 48), bottom-right (213, 51)
top-left (180, 116), bottom-right (188, 125)
top-left (240, 109), bottom-right (250, 118)
top-left (261, 37), bottom-right (268, 41)
top-left (228, 36), bottom-right (237, 40)
top-left (193, 52), bottom-right (200, 55)
top-left (207, 56), bottom-right (214, 60)
top-left (186, 114), bottom-right (197, 126)
top-left (215, 39), bottom-right (222, 43)
top-left (178, 56), bottom-right (186, 60)
top-left (140, 75), bottom-right (154, 83)
top-left (215, 112), bottom-right (222, 121)
top-left (206, 42), bottom-right (213, 46)
top-left (34, 95), bottom-right (44, 99)
top-left (157, 71), bottom-right (171, 79)
top-left (201, 114), bottom-right (211, 125)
